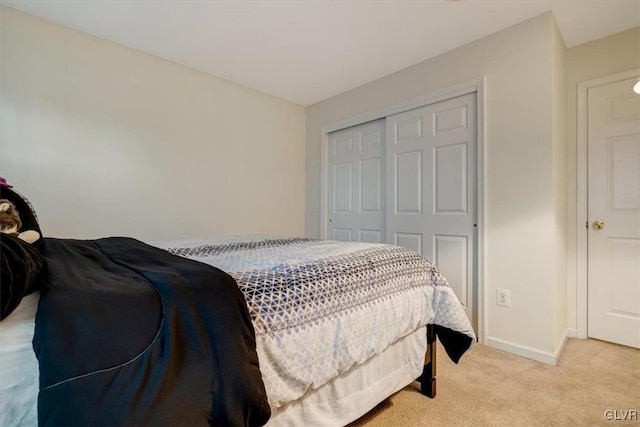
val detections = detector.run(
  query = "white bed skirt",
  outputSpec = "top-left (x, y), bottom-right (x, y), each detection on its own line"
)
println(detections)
top-left (267, 327), bottom-right (427, 427)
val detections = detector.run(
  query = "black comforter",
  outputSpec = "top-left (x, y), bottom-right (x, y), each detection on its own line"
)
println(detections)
top-left (33, 237), bottom-right (271, 427)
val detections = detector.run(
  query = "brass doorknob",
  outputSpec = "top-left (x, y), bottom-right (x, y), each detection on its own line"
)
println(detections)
top-left (592, 220), bottom-right (605, 230)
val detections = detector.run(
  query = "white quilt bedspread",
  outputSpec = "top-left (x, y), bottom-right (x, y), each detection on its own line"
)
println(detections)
top-left (0, 292), bottom-right (40, 427)
top-left (153, 236), bottom-right (475, 409)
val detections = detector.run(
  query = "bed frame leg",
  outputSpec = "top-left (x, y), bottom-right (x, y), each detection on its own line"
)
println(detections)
top-left (418, 324), bottom-right (437, 398)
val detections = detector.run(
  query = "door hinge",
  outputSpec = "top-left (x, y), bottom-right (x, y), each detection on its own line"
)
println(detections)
top-left (586, 221), bottom-right (588, 229)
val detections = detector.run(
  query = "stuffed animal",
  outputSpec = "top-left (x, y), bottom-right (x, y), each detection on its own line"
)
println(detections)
top-left (0, 199), bottom-right (41, 244)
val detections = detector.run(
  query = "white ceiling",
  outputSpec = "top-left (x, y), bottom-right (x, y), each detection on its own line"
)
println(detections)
top-left (2, 0), bottom-right (639, 106)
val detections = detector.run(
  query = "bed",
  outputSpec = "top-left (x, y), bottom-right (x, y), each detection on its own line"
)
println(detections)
top-left (0, 188), bottom-right (475, 426)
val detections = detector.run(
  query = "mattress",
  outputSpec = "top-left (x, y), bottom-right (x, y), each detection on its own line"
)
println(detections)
top-left (0, 235), bottom-right (474, 426)
top-left (154, 235), bottom-right (475, 410)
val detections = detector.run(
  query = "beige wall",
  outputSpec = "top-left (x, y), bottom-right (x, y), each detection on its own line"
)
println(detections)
top-left (0, 7), bottom-right (306, 240)
top-left (565, 27), bottom-right (640, 331)
top-left (306, 12), bottom-right (567, 358)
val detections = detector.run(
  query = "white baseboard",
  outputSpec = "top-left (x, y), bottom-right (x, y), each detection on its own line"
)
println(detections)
top-left (486, 330), bottom-right (569, 366)
top-left (567, 328), bottom-right (577, 338)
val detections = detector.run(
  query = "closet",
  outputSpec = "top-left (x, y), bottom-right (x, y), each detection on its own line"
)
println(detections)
top-left (327, 92), bottom-right (478, 331)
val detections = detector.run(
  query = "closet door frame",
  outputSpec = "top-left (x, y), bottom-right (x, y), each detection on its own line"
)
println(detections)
top-left (319, 77), bottom-right (486, 344)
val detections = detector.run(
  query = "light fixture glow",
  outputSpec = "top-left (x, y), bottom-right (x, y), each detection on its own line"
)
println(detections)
top-left (634, 80), bottom-right (640, 95)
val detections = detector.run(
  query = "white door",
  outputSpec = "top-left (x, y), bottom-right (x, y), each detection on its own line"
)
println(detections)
top-left (385, 93), bottom-right (477, 331)
top-left (328, 119), bottom-right (385, 243)
top-left (588, 78), bottom-right (640, 348)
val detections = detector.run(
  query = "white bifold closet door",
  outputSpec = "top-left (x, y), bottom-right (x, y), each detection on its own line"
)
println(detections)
top-left (327, 93), bottom-right (477, 330)
top-left (386, 93), bottom-right (477, 326)
top-left (328, 119), bottom-right (385, 243)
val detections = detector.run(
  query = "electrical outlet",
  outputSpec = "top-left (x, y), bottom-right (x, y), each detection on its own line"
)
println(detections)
top-left (497, 289), bottom-right (511, 307)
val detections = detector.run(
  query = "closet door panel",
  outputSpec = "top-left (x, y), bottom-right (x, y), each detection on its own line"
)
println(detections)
top-left (328, 120), bottom-right (385, 242)
top-left (386, 93), bottom-right (477, 331)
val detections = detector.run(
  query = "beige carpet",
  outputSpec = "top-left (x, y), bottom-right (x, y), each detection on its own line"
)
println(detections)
top-left (349, 338), bottom-right (640, 426)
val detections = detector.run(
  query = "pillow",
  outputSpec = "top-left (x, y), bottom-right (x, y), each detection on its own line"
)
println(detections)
top-left (0, 233), bottom-right (44, 320)
top-left (0, 186), bottom-right (43, 248)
